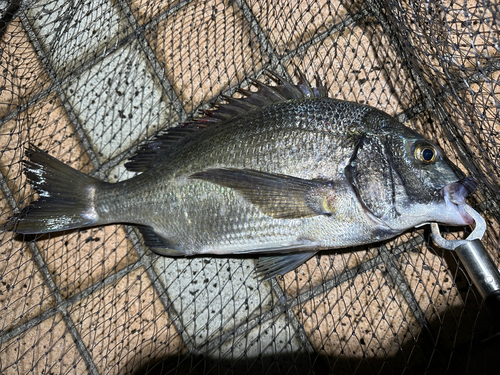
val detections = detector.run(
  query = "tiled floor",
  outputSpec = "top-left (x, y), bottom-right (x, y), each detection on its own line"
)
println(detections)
top-left (1, 1), bottom-right (499, 374)
top-left (0, 18), bottom-right (50, 120)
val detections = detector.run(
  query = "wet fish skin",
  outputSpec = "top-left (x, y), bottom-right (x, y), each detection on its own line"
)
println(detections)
top-left (9, 72), bottom-right (476, 279)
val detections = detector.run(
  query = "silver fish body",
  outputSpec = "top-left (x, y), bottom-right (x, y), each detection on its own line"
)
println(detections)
top-left (10, 72), bottom-right (477, 278)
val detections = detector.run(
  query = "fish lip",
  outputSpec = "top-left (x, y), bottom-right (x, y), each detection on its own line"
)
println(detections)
top-left (441, 177), bottom-right (478, 225)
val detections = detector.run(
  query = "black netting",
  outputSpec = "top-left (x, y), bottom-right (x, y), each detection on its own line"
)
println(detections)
top-left (1, 1), bottom-right (499, 374)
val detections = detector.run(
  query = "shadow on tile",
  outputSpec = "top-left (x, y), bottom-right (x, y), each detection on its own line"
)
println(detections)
top-left (127, 307), bottom-right (500, 375)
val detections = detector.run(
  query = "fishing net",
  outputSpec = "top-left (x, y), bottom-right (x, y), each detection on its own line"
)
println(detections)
top-left (1, 0), bottom-right (499, 374)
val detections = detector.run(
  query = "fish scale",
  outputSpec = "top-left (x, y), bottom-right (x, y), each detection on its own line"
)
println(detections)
top-left (9, 71), bottom-right (477, 279)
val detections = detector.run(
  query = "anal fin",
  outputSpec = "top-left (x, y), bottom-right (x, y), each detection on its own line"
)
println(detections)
top-left (137, 226), bottom-right (185, 256)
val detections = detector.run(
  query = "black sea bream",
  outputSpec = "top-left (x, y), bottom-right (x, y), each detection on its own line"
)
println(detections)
top-left (10, 71), bottom-right (477, 279)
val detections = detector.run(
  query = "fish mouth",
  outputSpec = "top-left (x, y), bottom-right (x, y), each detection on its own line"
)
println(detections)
top-left (441, 177), bottom-right (478, 225)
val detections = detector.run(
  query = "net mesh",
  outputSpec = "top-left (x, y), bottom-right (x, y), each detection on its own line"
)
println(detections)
top-left (0, 0), bottom-right (499, 374)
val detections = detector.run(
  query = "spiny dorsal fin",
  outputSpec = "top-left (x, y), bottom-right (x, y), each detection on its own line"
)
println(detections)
top-left (125, 69), bottom-right (328, 173)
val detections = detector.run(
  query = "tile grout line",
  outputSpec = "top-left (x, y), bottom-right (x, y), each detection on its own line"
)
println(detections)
top-left (22, 240), bottom-right (99, 375)
top-left (0, 174), bottom-right (19, 218)
top-left (379, 244), bottom-right (429, 329)
top-left (0, 87), bottom-right (53, 129)
top-left (232, 0), bottom-right (283, 74)
top-left (124, 226), bottom-right (200, 352)
top-left (269, 278), bottom-right (317, 355)
top-left (117, 0), bottom-right (187, 121)
top-left (281, 8), bottom-right (370, 63)
top-left (140, 0), bottom-right (195, 34)
top-left (0, 306), bottom-right (58, 346)
top-left (435, 58), bottom-right (500, 100)
top-left (0, 260), bottom-right (143, 346)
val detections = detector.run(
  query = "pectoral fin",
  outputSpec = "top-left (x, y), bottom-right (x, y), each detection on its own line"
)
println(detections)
top-left (191, 168), bottom-right (334, 219)
top-left (256, 252), bottom-right (317, 280)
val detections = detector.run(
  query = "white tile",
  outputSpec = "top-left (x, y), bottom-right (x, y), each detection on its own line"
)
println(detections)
top-left (154, 256), bottom-right (295, 354)
top-left (27, 0), bottom-right (128, 76)
top-left (62, 41), bottom-right (177, 162)
top-left (217, 313), bottom-right (305, 359)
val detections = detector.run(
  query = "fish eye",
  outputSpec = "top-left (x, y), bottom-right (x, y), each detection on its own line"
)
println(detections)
top-left (414, 143), bottom-right (437, 164)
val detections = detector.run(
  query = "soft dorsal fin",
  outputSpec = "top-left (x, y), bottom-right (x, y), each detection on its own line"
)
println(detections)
top-left (125, 127), bottom-right (199, 172)
top-left (125, 69), bottom-right (328, 172)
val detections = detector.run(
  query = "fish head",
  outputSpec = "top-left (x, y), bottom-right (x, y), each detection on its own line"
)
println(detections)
top-left (349, 116), bottom-right (477, 232)
top-left (389, 130), bottom-right (477, 227)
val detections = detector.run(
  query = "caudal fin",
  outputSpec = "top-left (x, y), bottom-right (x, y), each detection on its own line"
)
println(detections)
top-left (8, 146), bottom-right (104, 234)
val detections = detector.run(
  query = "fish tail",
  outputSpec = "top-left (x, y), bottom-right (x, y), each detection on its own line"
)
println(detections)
top-left (8, 146), bottom-right (105, 234)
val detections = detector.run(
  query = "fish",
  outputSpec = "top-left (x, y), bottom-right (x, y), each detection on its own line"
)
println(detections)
top-left (8, 70), bottom-right (477, 279)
